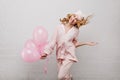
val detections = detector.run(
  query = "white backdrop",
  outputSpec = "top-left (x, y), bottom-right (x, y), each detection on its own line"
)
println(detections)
top-left (0, 0), bottom-right (120, 80)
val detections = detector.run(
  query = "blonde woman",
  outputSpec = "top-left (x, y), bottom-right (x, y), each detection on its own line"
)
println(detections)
top-left (41, 10), bottom-right (98, 80)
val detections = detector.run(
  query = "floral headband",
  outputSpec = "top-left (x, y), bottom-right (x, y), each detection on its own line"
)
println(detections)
top-left (74, 10), bottom-right (86, 20)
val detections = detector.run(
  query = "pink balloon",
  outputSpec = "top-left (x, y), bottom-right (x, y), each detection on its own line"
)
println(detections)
top-left (25, 39), bottom-right (36, 49)
top-left (21, 48), bottom-right (40, 62)
top-left (38, 41), bottom-right (48, 54)
top-left (21, 39), bottom-right (41, 62)
top-left (33, 26), bottom-right (48, 46)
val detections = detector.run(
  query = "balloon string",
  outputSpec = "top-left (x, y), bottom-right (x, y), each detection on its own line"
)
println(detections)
top-left (43, 56), bottom-right (49, 74)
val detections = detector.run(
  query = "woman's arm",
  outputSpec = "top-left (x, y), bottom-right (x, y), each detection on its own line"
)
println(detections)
top-left (75, 41), bottom-right (98, 48)
top-left (73, 29), bottom-right (98, 48)
top-left (44, 27), bottom-right (58, 55)
top-left (40, 26), bottom-right (58, 59)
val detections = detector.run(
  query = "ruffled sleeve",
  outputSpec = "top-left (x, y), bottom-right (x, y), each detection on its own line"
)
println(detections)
top-left (43, 26), bottom-right (58, 55)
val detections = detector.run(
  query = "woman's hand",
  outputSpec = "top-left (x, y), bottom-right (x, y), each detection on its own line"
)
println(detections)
top-left (86, 42), bottom-right (98, 46)
top-left (40, 53), bottom-right (48, 59)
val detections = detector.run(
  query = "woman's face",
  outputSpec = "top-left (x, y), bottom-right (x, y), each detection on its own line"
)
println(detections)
top-left (68, 14), bottom-right (78, 25)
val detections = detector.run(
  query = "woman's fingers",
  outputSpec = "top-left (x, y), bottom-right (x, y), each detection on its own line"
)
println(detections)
top-left (89, 42), bottom-right (98, 46)
top-left (40, 53), bottom-right (48, 59)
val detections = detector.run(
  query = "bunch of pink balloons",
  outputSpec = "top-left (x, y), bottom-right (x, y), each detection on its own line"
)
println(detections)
top-left (21, 26), bottom-right (48, 62)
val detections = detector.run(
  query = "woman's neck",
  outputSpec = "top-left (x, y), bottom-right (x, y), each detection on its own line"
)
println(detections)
top-left (65, 23), bottom-right (73, 28)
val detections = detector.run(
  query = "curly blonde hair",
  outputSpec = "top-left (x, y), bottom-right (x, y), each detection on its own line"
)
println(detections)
top-left (60, 13), bottom-right (92, 29)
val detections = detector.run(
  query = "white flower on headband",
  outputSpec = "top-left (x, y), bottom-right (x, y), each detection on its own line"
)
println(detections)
top-left (74, 10), bottom-right (94, 20)
top-left (74, 10), bottom-right (86, 20)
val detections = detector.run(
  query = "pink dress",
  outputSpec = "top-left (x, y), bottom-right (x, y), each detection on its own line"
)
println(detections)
top-left (43, 24), bottom-right (79, 62)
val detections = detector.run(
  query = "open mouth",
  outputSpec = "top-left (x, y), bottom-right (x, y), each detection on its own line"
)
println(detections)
top-left (71, 20), bottom-right (74, 23)
top-left (71, 19), bottom-right (76, 24)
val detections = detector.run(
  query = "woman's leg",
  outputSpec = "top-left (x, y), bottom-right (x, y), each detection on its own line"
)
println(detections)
top-left (57, 58), bottom-right (74, 80)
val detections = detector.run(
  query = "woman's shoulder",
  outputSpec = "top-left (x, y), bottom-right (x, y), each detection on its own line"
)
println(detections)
top-left (73, 27), bottom-right (79, 36)
top-left (74, 26), bottom-right (79, 32)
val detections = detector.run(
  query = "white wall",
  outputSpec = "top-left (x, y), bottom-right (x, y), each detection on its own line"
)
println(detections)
top-left (0, 0), bottom-right (120, 80)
